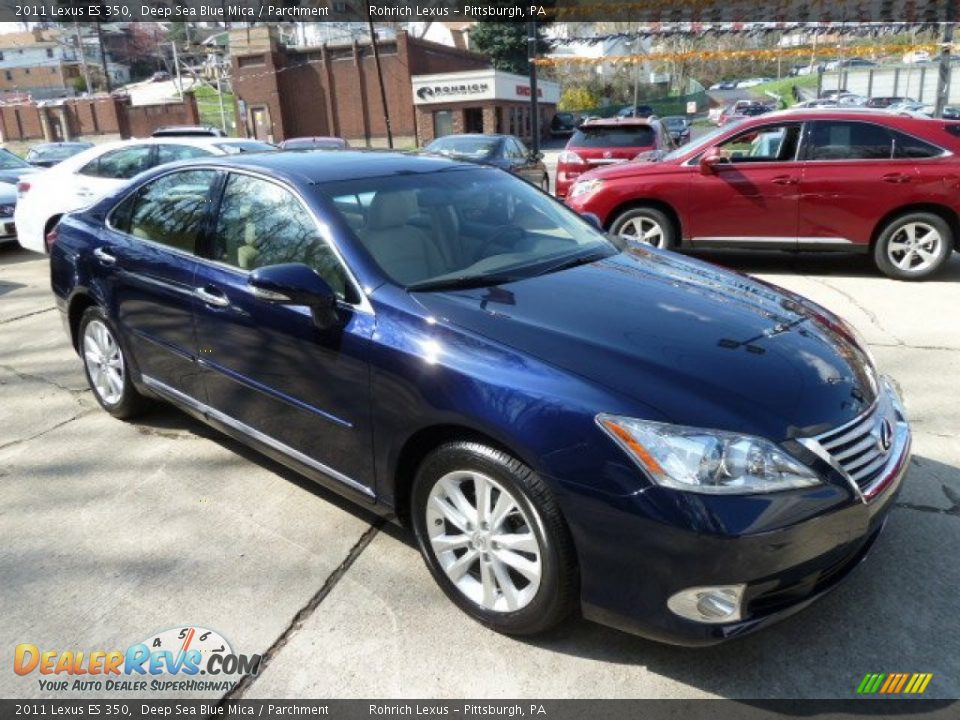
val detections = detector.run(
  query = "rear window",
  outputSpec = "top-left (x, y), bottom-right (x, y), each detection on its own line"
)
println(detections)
top-left (571, 125), bottom-right (655, 148)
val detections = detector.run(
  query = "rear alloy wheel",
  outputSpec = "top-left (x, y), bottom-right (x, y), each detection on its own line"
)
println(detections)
top-left (79, 307), bottom-right (151, 419)
top-left (411, 442), bottom-right (578, 635)
top-left (610, 206), bottom-right (676, 249)
top-left (874, 213), bottom-right (952, 280)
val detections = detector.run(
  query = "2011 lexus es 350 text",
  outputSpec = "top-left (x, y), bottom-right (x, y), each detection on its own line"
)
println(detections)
top-left (50, 152), bottom-right (911, 645)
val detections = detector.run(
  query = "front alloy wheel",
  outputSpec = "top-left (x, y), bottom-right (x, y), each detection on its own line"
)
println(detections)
top-left (426, 470), bottom-right (542, 612)
top-left (412, 442), bottom-right (578, 635)
top-left (610, 206), bottom-right (676, 249)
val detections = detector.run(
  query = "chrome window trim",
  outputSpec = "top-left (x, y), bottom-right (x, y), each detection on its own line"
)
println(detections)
top-left (141, 375), bottom-right (374, 499)
top-left (104, 164), bottom-right (375, 316)
top-left (800, 118), bottom-right (951, 162)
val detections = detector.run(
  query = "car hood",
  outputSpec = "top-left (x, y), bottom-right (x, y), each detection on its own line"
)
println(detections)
top-left (413, 247), bottom-right (878, 440)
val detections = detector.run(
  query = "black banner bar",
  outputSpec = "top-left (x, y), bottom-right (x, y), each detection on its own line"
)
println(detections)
top-left (0, 0), bottom-right (953, 24)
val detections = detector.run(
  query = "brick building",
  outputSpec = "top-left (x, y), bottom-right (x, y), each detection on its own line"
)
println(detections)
top-left (229, 27), bottom-right (557, 148)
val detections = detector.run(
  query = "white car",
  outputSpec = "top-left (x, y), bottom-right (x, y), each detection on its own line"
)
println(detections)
top-left (0, 182), bottom-right (17, 245)
top-left (15, 136), bottom-right (275, 254)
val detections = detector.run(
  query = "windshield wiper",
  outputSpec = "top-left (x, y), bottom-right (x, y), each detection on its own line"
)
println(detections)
top-left (407, 273), bottom-right (524, 292)
top-left (531, 249), bottom-right (613, 278)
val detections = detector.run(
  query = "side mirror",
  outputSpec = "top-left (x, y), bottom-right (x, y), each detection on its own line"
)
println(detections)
top-left (248, 263), bottom-right (339, 329)
top-left (580, 212), bottom-right (603, 231)
top-left (700, 148), bottom-right (728, 175)
top-left (529, 151), bottom-right (544, 162)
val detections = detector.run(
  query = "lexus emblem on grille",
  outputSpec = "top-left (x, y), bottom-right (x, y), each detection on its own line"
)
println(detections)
top-left (874, 418), bottom-right (893, 453)
top-left (603, 150), bottom-right (613, 158)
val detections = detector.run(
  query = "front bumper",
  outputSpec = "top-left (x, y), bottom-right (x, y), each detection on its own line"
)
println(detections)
top-left (561, 381), bottom-right (912, 646)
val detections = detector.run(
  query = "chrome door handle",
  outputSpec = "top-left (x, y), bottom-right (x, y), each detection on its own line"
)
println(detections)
top-left (771, 175), bottom-right (798, 185)
top-left (882, 173), bottom-right (911, 184)
top-left (93, 247), bottom-right (116, 265)
top-left (195, 287), bottom-right (230, 308)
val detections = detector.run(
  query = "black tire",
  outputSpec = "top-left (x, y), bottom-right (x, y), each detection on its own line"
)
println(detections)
top-left (873, 212), bottom-right (953, 280)
top-left (411, 441), bottom-right (578, 635)
top-left (609, 206), bottom-right (676, 249)
top-left (541, 174), bottom-right (550, 194)
top-left (78, 306), bottom-right (151, 419)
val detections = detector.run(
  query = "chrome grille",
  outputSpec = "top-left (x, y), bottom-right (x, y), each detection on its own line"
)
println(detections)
top-left (814, 402), bottom-right (892, 490)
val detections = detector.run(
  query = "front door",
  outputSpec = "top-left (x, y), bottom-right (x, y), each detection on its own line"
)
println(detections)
top-left (686, 122), bottom-right (803, 247)
top-left (193, 172), bottom-right (376, 496)
top-left (103, 168), bottom-right (221, 399)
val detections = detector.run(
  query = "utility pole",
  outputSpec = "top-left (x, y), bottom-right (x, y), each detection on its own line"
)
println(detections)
top-left (73, 21), bottom-right (93, 94)
top-left (215, 58), bottom-right (228, 132)
top-left (95, 22), bottom-right (111, 94)
top-left (366, 16), bottom-right (393, 148)
top-left (935, 13), bottom-right (956, 118)
top-left (632, 33), bottom-right (640, 116)
top-left (527, 20), bottom-right (539, 154)
top-left (171, 41), bottom-right (183, 98)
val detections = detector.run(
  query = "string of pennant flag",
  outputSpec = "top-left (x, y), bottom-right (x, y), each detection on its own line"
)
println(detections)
top-left (533, 42), bottom-right (947, 67)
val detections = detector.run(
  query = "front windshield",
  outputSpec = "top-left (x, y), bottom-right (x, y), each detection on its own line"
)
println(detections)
top-left (28, 145), bottom-right (89, 162)
top-left (426, 137), bottom-right (500, 159)
top-left (318, 167), bottom-right (617, 290)
top-left (661, 121), bottom-right (740, 161)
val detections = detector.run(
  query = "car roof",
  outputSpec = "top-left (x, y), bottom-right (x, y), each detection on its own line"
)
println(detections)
top-left (429, 134), bottom-right (507, 141)
top-left (183, 150), bottom-right (476, 185)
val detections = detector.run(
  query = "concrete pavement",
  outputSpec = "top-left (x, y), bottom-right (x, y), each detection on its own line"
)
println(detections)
top-left (1, 244), bottom-right (958, 699)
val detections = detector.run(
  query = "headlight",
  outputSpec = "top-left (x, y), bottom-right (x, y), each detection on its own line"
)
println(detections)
top-left (0, 203), bottom-right (15, 216)
top-left (596, 414), bottom-right (821, 494)
top-left (568, 178), bottom-right (603, 199)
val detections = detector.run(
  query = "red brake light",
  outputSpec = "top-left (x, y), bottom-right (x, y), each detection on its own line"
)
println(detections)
top-left (45, 226), bottom-right (58, 252)
top-left (558, 150), bottom-right (586, 166)
top-left (17, 181), bottom-right (30, 195)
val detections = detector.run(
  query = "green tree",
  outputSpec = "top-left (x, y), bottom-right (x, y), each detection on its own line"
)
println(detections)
top-left (470, 22), bottom-right (549, 74)
top-left (558, 86), bottom-right (598, 112)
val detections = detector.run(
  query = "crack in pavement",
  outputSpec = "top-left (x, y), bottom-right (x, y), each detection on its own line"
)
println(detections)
top-left (894, 484), bottom-right (960, 517)
top-left (804, 276), bottom-right (909, 347)
top-left (0, 306), bottom-right (56, 325)
top-left (0, 409), bottom-right (98, 452)
top-left (0, 364), bottom-right (90, 399)
top-left (218, 520), bottom-right (385, 703)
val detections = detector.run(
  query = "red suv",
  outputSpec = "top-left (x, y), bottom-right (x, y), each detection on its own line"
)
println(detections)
top-left (565, 110), bottom-right (960, 279)
top-left (555, 117), bottom-right (673, 199)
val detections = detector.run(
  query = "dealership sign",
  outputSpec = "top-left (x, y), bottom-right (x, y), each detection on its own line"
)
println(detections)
top-left (412, 70), bottom-right (560, 106)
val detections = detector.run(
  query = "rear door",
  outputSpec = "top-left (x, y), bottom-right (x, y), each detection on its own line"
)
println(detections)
top-left (102, 168), bottom-right (221, 399)
top-left (74, 144), bottom-right (156, 206)
top-left (192, 171), bottom-right (377, 496)
top-left (797, 120), bottom-right (920, 246)
top-left (686, 121), bottom-right (803, 245)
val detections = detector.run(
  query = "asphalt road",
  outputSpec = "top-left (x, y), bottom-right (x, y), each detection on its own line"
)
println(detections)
top-left (2, 243), bottom-right (959, 700)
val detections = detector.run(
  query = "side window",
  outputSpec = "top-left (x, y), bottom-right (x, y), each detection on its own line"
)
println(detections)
top-left (126, 170), bottom-right (218, 252)
top-left (891, 130), bottom-right (943, 159)
top-left (512, 138), bottom-right (529, 158)
top-left (719, 123), bottom-right (801, 162)
top-left (80, 146), bottom-right (153, 179)
top-left (806, 121), bottom-right (893, 161)
top-left (213, 174), bottom-right (350, 300)
top-left (156, 144), bottom-right (213, 165)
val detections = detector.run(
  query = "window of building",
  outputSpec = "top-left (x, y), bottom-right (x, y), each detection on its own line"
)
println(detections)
top-left (4, 71), bottom-right (11, 82)
top-left (46, 48), bottom-right (53, 58)
top-left (433, 110), bottom-right (454, 139)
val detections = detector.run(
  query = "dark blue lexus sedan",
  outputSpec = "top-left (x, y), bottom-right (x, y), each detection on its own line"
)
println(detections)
top-left (49, 151), bottom-right (911, 644)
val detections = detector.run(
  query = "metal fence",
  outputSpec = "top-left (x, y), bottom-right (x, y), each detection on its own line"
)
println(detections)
top-left (820, 62), bottom-right (958, 103)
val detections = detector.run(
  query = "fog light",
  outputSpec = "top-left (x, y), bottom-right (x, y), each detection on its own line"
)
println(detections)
top-left (667, 584), bottom-right (746, 624)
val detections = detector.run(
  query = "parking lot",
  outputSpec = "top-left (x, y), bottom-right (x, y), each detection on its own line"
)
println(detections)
top-left (2, 243), bottom-right (959, 699)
